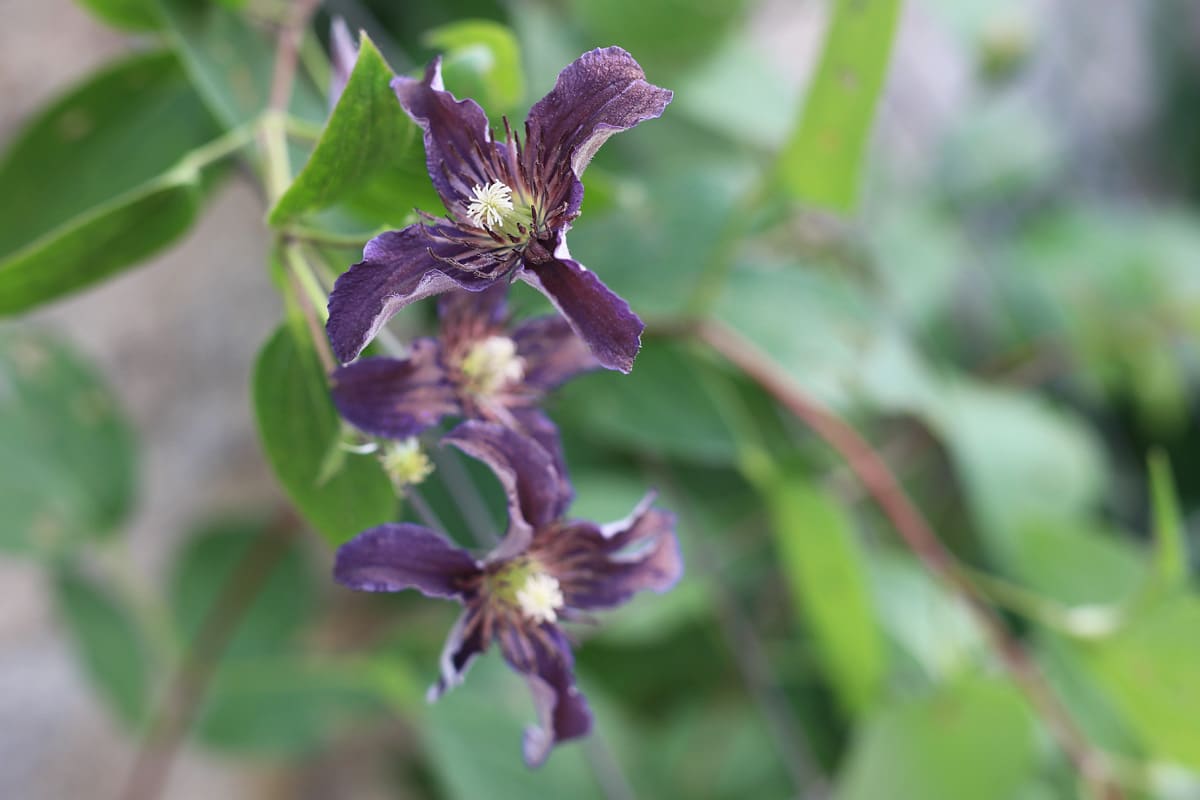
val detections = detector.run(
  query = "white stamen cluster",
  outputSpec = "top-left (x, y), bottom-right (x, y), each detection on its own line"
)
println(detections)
top-left (465, 181), bottom-right (514, 230)
top-left (516, 572), bottom-right (564, 624)
top-left (379, 437), bottom-right (434, 488)
top-left (460, 336), bottom-right (525, 397)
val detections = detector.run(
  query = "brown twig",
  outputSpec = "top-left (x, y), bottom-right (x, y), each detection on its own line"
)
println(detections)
top-left (690, 318), bottom-right (1123, 800)
top-left (117, 516), bottom-right (296, 800)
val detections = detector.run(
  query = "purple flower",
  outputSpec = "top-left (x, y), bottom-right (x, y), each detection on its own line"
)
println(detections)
top-left (334, 421), bottom-right (682, 766)
top-left (326, 47), bottom-right (673, 373)
top-left (330, 285), bottom-right (597, 472)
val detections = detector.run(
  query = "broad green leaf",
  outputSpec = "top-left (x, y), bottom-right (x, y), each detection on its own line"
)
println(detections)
top-left (927, 380), bottom-right (1106, 550)
top-left (169, 519), bottom-right (315, 658)
top-left (157, 0), bottom-right (325, 130)
top-left (425, 19), bottom-right (525, 118)
top-left (712, 262), bottom-right (874, 407)
top-left (1004, 519), bottom-right (1147, 610)
top-left (0, 50), bottom-right (218, 312)
top-left (1084, 594), bottom-right (1200, 769)
top-left (557, 339), bottom-right (740, 464)
top-left (835, 677), bottom-right (1036, 800)
top-left (778, 0), bottom-right (902, 212)
top-left (761, 468), bottom-right (883, 716)
top-left (568, 0), bottom-right (749, 77)
top-left (196, 656), bottom-right (387, 754)
top-left (74, 0), bottom-right (160, 30)
top-left (422, 656), bottom-right (605, 799)
top-left (252, 323), bottom-right (396, 545)
top-left (270, 34), bottom-right (432, 225)
top-left (1148, 451), bottom-right (1188, 588)
top-left (54, 566), bottom-right (150, 725)
top-left (0, 329), bottom-right (136, 555)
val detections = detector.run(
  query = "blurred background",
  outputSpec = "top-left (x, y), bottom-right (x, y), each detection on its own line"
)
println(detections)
top-left (2, 0), bottom-right (1200, 798)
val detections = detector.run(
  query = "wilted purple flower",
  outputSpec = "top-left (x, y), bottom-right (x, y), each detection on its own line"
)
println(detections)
top-left (326, 47), bottom-right (673, 373)
top-left (330, 285), bottom-right (597, 471)
top-left (334, 421), bottom-right (682, 767)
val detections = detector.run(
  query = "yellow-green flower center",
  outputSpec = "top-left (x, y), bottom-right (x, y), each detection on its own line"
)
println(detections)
top-left (486, 560), bottom-right (563, 624)
top-left (460, 335), bottom-right (524, 397)
top-left (464, 181), bottom-right (535, 238)
top-left (378, 438), bottom-right (434, 488)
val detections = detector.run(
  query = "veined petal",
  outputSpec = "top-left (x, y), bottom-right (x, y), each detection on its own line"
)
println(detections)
top-left (509, 407), bottom-right (571, 493)
top-left (331, 340), bottom-right (460, 438)
top-left (327, 225), bottom-right (502, 364)
top-left (519, 247), bottom-right (643, 374)
top-left (443, 421), bottom-right (571, 559)
top-left (393, 58), bottom-right (513, 223)
top-left (438, 284), bottom-right (510, 354)
top-left (556, 496), bottom-right (683, 610)
top-left (499, 625), bottom-right (592, 768)
top-left (334, 523), bottom-right (481, 597)
top-left (526, 47), bottom-right (671, 185)
top-left (427, 608), bottom-right (487, 702)
top-left (511, 314), bottom-right (600, 390)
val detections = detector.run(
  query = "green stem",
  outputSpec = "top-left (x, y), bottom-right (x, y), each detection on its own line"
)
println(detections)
top-left (284, 225), bottom-right (375, 249)
top-left (172, 119), bottom-right (261, 178)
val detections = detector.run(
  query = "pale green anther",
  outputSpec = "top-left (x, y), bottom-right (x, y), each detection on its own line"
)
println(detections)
top-left (460, 335), bottom-right (524, 397)
top-left (379, 437), bottom-right (434, 489)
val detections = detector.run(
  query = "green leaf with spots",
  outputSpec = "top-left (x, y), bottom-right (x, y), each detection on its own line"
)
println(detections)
top-left (778, 0), bottom-right (902, 212)
top-left (252, 323), bottom-right (396, 545)
top-left (0, 50), bottom-right (219, 313)
top-left (0, 329), bottom-right (136, 556)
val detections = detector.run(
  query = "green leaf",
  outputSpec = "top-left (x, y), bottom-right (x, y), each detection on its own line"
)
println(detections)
top-left (196, 656), bottom-right (387, 755)
top-left (270, 34), bottom-right (428, 225)
top-left (421, 656), bottom-right (605, 799)
top-left (169, 519), bottom-right (315, 658)
top-left (157, 0), bottom-right (325, 130)
top-left (1148, 451), bottom-right (1188, 588)
top-left (54, 566), bottom-right (150, 725)
top-left (835, 677), bottom-right (1037, 800)
top-left (0, 50), bottom-right (218, 312)
top-left (761, 468), bottom-right (884, 716)
top-left (425, 19), bottom-right (525, 118)
top-left (557, 339), bottom-right (740, 464)
top-left (0, 329), bottom-right (136, 555)
top-left (1084, 594), bottom-right (1200, 769)
top-left (252, 323), bottom-right (396, 545)
top-left (74, 0), bottom-right (160, 30)
top-left (777, 0), bottom-right (902, 212)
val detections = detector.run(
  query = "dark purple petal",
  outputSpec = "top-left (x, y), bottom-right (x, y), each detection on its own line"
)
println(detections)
top-left (525, 47), bottom-right (672, 186)
top-left (512, 314), bottom-right (600, 390)
top-left (499, 625), bottom-right (592, 768)
top-left (509, 407), bottom-right (571, 495)
top-left (334, 523), bottom-right (480, 596)
top-left (331, 340), bottom-right (460, 438)
top-left (437, 284), bottom-right (510, 353)
top-left (393, 59), bottom-right (515, 223)
top-left (327, 225), bottom-right (506, 364)
top-left (328, 17), bottom-right (357, 108)
top-left (427, 608), bottom-right (487, 702)
top-left (519, 248), bottom-right (643, 373)
top-left (557, 493), bottom-right (683, 610)
top-left (443, 421), bottom-right (571, 559)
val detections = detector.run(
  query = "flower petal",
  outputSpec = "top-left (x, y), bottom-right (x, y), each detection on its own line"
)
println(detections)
top-left (526, 46), bottom-right (672, 182)
top-left (327, 224), bottom-right (509, 364)
top-left (393, 58), bottom-right (514, 223)
top-left (556, 494), bottom-right (683, 610)
top-left (512, 314), bottom-right (600, 390)
top-left (437, 284), bottom-right (510, 354)
top-left (500, 625), bottom-right (592, 768)
top-left (327, 17), bottom-right (357, 108)
top-left (509, 407), bottom-right (571, 491)
top-left (331, 340), bottom-right (460, 438)
top-left (427, 608), bottom-right (487, 702)
top-left (334, 523), bottom-right (480, 597)
top-left (443, 421), bottom-right (571, 559)
top-left (519, 247), bottom-right (643, 374)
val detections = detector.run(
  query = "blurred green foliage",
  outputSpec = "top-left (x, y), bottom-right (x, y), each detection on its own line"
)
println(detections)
top-left (4, 0), bottom-right (1200, 797)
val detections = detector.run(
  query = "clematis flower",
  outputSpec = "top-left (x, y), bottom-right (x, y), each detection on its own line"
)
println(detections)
top-left (329, 285), bottom-right (597, 472)
top-left (334, 421), bottom-right (682, 766)
top-left (326, 47), bottom-right (673, 373)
